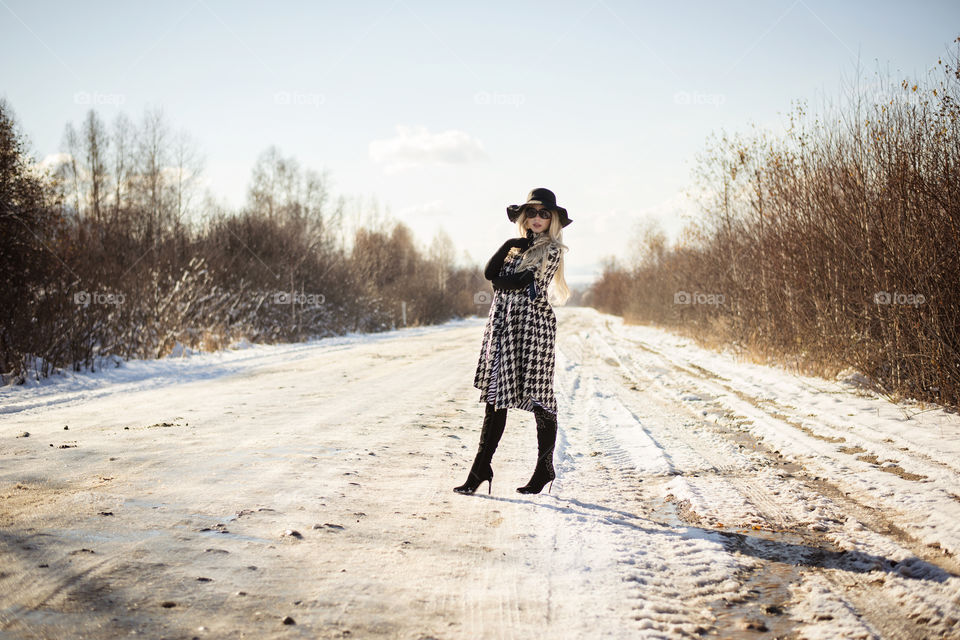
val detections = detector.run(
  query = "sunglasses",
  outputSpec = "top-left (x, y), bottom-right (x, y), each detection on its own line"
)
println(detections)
top-left (524, 207), bottom-right (553, 220)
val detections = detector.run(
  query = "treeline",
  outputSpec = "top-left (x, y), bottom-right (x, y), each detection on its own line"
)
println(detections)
top-left (0, 101), bottom-right (484, 384)
top-left (589, 42), bottom-right (960, 408)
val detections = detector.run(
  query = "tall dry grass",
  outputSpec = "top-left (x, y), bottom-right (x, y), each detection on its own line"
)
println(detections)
top-left (589, 42), bottom-right (960, 408)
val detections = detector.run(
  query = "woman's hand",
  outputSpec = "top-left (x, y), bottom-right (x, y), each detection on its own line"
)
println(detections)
top-left (486, 236), bottom-right (532, 281)
top-left (503, 235), bottom-right (532, 252)
top-left (491, 268), bottom-right (535, 292)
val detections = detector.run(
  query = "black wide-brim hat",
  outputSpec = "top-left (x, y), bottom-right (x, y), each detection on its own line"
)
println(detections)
top-left (506, 187), bottom-right (572, 228)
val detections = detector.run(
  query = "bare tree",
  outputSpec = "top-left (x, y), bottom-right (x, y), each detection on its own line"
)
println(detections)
top-left (111, 112), bottom-right (134, 223)
top-left (83, 109), bottom-right (109, 224)
top-left (429, 229), bottom-right (455, 291)
top-left (61, 122), bottom-right (82, 216)
top-left (171, 128), bottom-right (204, 231)
top-left (136, 106), bottom-right (169, 246)
top-left (5, 101), bottom-right (485, 382)
top-left (247, 146), bottom-right (281, 220)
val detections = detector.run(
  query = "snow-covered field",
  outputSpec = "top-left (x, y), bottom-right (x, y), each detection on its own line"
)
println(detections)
top-left (1, 307), bottom-right (958, 639)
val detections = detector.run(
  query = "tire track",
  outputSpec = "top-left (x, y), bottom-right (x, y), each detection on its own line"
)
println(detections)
top-left (616, 324), bottom-right (960, 481)
top-left (585, 321), bottom-right (960, 639)
top-left (611, 329), bottom-right (960, 569)
top-left (556, 333), bottom-right (758, 637)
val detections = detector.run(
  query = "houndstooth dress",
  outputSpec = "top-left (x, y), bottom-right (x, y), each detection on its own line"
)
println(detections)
top-left (473, 239), bottom-right (563, 416)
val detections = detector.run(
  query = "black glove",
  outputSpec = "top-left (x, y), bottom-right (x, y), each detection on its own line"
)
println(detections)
top-left (484, 235), bottom-right (532, 280)
top-left (491, 268), bottom-right (535, 291)
top-left (510, 235), bottom-right (533, 251)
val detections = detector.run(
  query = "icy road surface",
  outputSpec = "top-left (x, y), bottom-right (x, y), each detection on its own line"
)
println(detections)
top-left (1, 307), bottom-right (958, 639)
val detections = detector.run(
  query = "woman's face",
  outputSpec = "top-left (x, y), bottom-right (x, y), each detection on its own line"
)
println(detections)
top-left (524, 205), bottom-right (553, 234)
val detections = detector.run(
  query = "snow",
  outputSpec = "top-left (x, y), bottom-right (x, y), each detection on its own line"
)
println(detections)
top-left (1, 307), bottom-right (958, 638)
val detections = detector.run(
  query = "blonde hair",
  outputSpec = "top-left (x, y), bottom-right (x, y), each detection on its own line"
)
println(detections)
top-left (514, 209), bottom-right (570, 305)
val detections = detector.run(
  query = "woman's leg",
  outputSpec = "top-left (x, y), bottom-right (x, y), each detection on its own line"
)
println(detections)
top-left (454, 403), bottom-right (507, 494)
top-left (516, 405), bottom-right (557, 494)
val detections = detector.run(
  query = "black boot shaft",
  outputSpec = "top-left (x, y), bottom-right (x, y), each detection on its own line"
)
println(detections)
top-left (517, 407), bottom-right (558, 494)
top-left (454, 403), bottom-right (508, 495)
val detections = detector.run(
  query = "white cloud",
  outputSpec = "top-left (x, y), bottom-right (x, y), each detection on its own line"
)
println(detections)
top-left (41, 152), bottom-right (73, 169)
top-left (39, 153), bottom-right (75, 179)
top-left (369, 125), bottom-right (486, 174)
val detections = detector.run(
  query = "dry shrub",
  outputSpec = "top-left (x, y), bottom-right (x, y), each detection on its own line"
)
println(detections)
top-left (590, 41), bottom-right (960, 409)
top-left (0, 105), bottom-right (483, 384)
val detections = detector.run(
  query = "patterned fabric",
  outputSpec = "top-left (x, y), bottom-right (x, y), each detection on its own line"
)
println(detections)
top-left (474, 238), bottom-right (562, 415)
top-left (485, 337), bottom-right (502, 404)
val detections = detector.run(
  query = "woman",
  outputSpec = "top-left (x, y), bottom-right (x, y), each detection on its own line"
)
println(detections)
top-left (454, 187), bottom-right (572, 496)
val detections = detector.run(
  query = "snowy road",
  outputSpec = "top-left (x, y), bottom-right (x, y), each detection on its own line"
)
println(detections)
top-left (1, 307), bottom-right (958, 639)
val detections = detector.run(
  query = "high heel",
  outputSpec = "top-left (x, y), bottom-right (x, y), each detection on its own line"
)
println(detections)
top-left (453, 404), bottom-right (506, 495)
top-left (516, 406), bottom-right (557, 495)
top-left (453, 470), bottom-right (493, 495)
top-left (516, 469), bottom-right (555, 494)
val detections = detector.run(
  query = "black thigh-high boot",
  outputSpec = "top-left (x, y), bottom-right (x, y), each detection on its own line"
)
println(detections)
top-left (516, 406), bottom-right (557, 494)
top-left (454, 403), bottom-right (507, 495)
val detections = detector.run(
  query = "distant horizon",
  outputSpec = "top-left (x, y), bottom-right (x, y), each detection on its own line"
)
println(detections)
top-left (3, 1), bottom-right (957, 282)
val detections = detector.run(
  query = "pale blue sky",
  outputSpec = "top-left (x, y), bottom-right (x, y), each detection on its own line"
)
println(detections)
top-left (2, 1), bottom-right (957, 284)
